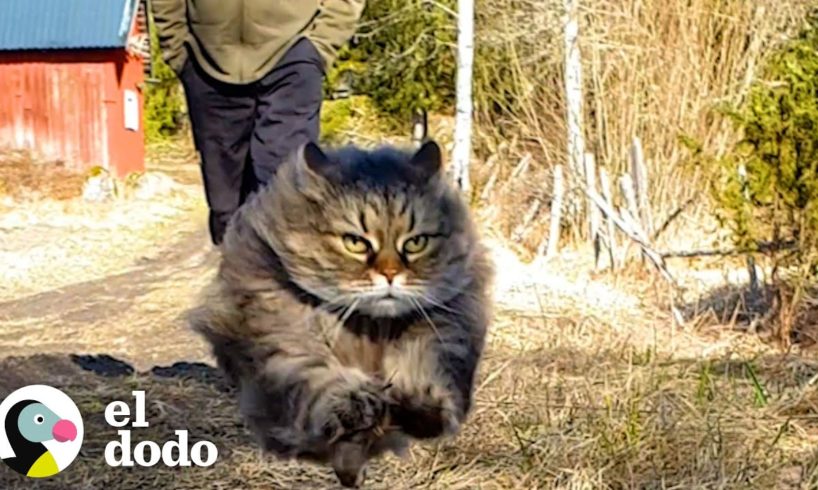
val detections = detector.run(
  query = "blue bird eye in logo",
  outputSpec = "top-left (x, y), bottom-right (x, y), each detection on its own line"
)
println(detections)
top-left (0, 385), bottom-right (83, 478)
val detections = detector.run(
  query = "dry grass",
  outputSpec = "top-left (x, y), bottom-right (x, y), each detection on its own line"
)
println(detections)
top-left (1, 135), bottom-right (818, 487)
top-left (0, 142), bottom-right (208, 302)
top-left (0, 149), bottom-right (85, 201)
top-left (472, 0), bottom-right (814, 247)
top-left (3, 209), bottom-right (818, 488)
top-left (3, 241), bottom-right (818, 489)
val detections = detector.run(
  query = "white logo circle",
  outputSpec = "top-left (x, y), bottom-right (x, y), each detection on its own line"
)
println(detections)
top-left (0, 385), bottom-right (84, 478)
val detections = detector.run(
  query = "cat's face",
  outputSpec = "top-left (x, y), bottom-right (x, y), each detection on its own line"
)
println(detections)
top-left (264, 141), bottom-right (475, 318)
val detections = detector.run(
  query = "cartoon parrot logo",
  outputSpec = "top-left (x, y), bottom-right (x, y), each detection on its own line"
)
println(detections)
top-left (0, 386), bottom-right (83, 479)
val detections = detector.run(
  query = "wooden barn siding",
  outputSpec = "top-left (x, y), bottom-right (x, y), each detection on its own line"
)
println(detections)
top-left (0, 49), bottom-right (144, 177)
top-left (109, 49), bottom-right (146, 178)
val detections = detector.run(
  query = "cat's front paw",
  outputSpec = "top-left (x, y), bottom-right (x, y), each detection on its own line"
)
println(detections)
top-left (387, 384), bottom-right (460, 439)
top-left (332, 440), bottom-right (369, 488)
top-left (310, 378), bottom-right (386, 443)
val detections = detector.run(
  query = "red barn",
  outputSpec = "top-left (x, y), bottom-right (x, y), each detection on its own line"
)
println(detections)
top-left (0, 0), bottom-right (149, 178)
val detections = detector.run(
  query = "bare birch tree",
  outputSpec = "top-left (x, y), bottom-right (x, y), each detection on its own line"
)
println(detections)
top-left (564, 0), bottom-right (585, 212)
top-left (452, 0), bottom-right (474, 194)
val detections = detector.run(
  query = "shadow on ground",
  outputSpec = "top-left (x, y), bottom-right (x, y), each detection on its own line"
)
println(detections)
top-left (2, 341), bottom-right (818, 490)
top-left (0, 354), bottom-right (349, 490)
top-left (679, 281), bottom-right (818, 347)
top-left (1, 355), bottom-right (235, 490)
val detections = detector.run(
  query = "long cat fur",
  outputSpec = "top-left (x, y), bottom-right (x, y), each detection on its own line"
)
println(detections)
top-left (188, 140), bottom-right (493, 487)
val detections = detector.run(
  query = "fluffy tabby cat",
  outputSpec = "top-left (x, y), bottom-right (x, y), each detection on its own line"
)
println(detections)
top-left (189, 140), bottom-right (493, 487)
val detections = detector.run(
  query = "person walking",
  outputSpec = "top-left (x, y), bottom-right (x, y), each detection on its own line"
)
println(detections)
top-left (152, 1), bottom-right (365, 245)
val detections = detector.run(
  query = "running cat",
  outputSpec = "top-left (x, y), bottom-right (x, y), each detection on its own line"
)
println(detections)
top-left (189, 140), bottom-right (493, 487)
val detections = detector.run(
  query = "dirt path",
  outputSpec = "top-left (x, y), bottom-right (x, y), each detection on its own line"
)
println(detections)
top-left (0, 142), bottom-right (215, 368)
top-left (0, 224), bottom-right (216, 367)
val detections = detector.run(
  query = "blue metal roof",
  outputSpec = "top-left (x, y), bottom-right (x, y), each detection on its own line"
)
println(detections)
top-left (0, 0), bottom-right (139, 51)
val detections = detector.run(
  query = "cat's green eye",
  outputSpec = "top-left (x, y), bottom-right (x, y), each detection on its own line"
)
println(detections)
top-left (342, 234), bottom-right (371, 254)
top-left (402, 235), bottom-right (429, 255)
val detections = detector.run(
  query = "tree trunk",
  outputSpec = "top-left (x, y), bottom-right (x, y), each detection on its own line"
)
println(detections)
top-left (452, 0), bottom-right (474, 194)
top-left (564, 0), bottom-right (585, 219)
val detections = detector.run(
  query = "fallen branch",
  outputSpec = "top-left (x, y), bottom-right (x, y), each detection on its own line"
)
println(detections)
top-left (662, 240), bottom-right (797, 259)
top-left (651, 197), bottom-right (696, 241)
top-left (580, 181), bottom-right (679, 288)
top-left (511, 198), bottom-right (544, 242)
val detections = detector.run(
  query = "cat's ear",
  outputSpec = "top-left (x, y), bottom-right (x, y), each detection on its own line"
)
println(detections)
top-left (302, 142), bottom-right (334, 177)
top-left (408, 140), bottom-right (443, 182)
top-left (296, 141), bottom-right (340, 190)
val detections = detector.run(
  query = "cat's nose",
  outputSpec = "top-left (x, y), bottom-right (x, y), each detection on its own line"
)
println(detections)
top-left (381, 267), bottom-right (399, 283)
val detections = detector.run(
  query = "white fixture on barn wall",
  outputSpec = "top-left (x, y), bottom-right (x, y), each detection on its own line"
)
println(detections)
top-left (124, 90), bottom-right (140, 131)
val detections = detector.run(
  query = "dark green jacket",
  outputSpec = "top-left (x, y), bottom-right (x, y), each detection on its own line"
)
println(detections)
top-left (151, 0), bottom-right (365, 84)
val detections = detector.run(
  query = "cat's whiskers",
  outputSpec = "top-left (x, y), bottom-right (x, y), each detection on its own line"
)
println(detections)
top-left (423, 279), bottom-right (466, 292)
top-left (418, 294), bottom-right (461, 315)
top-left (338, 297), bottom-right (361, 324)
top-left (409, 297), bottom-right (443, 342)
top-left (402, 278), bottom-right (469, 299)
top-left (386, 282), bottom-right (460, 315)
top-left (286, 292), bottom-right (356, 329)
top-left (427, 284), bottom-right (478, 304)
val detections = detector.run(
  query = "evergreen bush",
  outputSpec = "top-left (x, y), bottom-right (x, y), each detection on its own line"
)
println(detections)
top-left (327, 0), bottom-right (457, 120)
top-left (144, 19), bottom-right (186, 142)
top-left (714, 14), bottom-right (818, 275)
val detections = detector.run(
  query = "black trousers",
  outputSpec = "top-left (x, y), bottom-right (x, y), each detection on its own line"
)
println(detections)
top-left (179, 38), bottom-right (324, 245)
